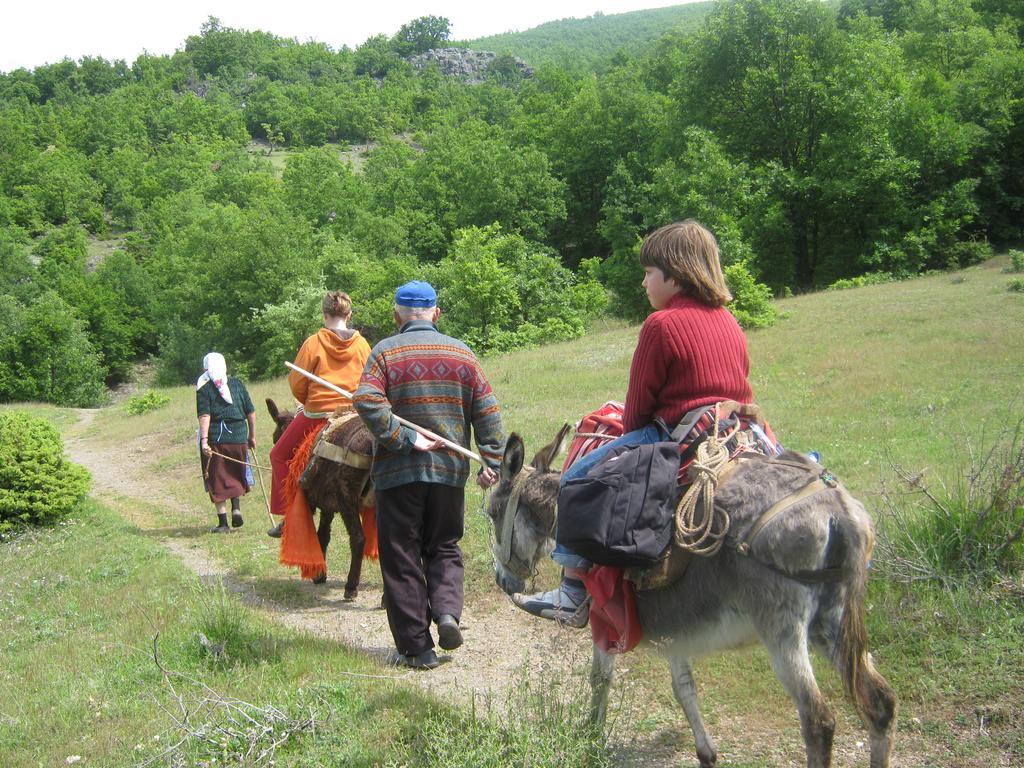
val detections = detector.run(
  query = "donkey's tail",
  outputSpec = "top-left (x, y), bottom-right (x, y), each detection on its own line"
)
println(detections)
top-left (834, 495), bottom-right (898, 738)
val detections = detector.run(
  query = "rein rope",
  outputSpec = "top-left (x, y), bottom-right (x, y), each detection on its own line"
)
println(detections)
top-left (206, 447), bottom-right (274, 473)
top-left (673, 406), bottom-right (737, 557)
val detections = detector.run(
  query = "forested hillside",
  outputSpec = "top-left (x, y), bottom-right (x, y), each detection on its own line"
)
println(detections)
top-left (1, 0), bottom-right (1022, 406)
top-left (462, 3), bottom-right (714, 70)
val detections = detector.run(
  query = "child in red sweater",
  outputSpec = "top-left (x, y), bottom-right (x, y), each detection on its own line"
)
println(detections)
top-left (514, 220), bottom-right (754, 625)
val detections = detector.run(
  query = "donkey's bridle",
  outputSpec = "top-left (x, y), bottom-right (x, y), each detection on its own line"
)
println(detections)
top-left (496, 465), bottom-right (556, 579)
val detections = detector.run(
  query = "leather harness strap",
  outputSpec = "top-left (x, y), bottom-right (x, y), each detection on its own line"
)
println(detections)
top-left (312, 439), bottom-right (372, 469)
top-left (310, 410), bottom-right (371, 469)
top-left (500, 465), bottom-right (535, 567)
top-left (736, 475), bottom-right (832, 556)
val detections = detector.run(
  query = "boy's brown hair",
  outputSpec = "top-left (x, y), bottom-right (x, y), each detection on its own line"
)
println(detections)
top-left (639, 220), bottom-right (732, 306)
top-left (322, 290), bottom-right (353, 318)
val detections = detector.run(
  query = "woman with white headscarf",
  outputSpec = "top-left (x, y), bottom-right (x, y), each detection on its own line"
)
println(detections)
top-left (196, 352), bottom-right (257, 533)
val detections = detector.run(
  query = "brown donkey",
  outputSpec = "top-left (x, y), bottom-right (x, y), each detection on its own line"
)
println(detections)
top-left (488, 428), bottom-right (897, 768)
top-left (266, 398), bottom-right (374, 599)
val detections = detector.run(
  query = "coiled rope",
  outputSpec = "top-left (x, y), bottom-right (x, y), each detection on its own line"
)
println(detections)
top-left (673, 408), bottom-right (735, 557)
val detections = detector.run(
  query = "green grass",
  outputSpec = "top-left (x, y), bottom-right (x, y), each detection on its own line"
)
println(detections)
top-left (1, 500), bottom-right (608, 768)
top-left (0, 501), bottom-right (398, 766)
top-left (0, 401), bottom-right (81, 428)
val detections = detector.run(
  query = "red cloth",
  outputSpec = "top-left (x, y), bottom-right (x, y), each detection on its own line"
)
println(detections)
top-left (361, 506), bottom-right (379, 560)
top-left (623, 295), bottom-right (753, 433)
top-left (561, 401), bottom-right (624, 472)
top-left (269, 410), bottom-right (324, 517)
top-left (581, 566), bottom-right (642, 654)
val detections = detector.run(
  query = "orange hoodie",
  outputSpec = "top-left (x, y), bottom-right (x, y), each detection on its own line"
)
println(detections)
top-left (288, 328), bottom-right (371, 414)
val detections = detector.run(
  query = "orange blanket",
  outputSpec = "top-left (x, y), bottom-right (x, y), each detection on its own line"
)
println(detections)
top-left (279, 422), bottom-right (328, 580)
top-left (279, 423), bottom-right (380, 579)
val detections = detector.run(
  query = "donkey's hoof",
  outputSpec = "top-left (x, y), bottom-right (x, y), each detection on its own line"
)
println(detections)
top-left (343, 587), bottom-right (358, 601)
top-left (312, 572), bottom-right (327, 585)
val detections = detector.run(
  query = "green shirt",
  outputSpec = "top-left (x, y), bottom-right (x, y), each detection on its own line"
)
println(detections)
top-left (196, 377), bottom-right (255, 444)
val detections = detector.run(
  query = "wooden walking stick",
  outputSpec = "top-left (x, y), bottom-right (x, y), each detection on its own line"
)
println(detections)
top-left (253, 460), bottom-right (275, 528)
top-left (284, 361), bottom-right (485, 466)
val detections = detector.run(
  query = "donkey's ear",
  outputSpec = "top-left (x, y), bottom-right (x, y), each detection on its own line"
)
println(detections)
top-left (500, 433), bottom-right (525, 485)
top-left (266, 398), bottom-right (281, 421)
top-left (530, 423), bottom-right (573, 472)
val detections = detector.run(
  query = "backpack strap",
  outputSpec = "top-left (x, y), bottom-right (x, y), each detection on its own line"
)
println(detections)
top-left (670, 405), bottom-right (715, 443)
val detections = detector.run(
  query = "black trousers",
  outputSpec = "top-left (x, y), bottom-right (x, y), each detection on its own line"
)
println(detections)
top-left (375, 482), bottom-right (465, 656)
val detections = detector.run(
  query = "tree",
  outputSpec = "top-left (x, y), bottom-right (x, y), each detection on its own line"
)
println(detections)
top-left (432, 225), bottom-right (607, 353)
top-left (0, 292), bottom-right (105, 406)
top-left (392, 16), bottom-right (452, 56)
top-left (282, 146), bottom-right (367, 229)
top-left (18, 146), bottom-right (104, 232)
top-left (407, 120), bottom-right (566, 259)
top-left (354, 35), bottom-right (405, 78)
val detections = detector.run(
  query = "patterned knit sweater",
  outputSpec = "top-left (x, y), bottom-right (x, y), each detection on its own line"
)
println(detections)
top-left (353, 320), bottom-right (505, 490)
top-left (623, 294), bottom-right (753, 433)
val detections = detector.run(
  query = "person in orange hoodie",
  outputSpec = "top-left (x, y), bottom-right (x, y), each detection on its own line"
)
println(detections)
top-left (267, 290), bottom-right (371, 537)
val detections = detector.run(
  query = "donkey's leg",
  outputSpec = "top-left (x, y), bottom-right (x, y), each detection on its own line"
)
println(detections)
top-left (339, 505), bottom-right (365, 601)
top-left (668, 654), bottom-right (718, 768)
top-left (589, 644), bottom-right (616, 727)
top-left (809, 635), bottom-right (896, 768)
top-left (763, 631), bottom-right (835, 768)
top-left (312, 509), bottom-right (334, 585)
top-left (815, 610), bottom-right (898, 764)
top-left (316, 509), bottom-right (334, 556)
top-left (855, 653), bottom-right (897, 768)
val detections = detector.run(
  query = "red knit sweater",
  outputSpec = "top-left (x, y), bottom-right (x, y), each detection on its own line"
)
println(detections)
top-left (623, 294), bottom-right (753, 433)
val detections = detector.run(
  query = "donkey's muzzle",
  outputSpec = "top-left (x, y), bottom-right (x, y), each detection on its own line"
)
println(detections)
top-left (495, 564), bottom-right (525, 596)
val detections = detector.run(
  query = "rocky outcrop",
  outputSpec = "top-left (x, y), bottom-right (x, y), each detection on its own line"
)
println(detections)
top-left (408, 48), bottom-right (533, 84)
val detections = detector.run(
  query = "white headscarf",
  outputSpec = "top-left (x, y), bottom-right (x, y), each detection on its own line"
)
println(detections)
top-left (196, 352), bottom-right (233, 404)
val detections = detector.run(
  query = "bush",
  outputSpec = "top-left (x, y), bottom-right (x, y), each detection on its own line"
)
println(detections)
top-left (724, 261), bottom-right (778, 330)
top-left (827, 272), bottom-right (895, 291)
top-left (1007, 249), bottom-right (1024, 273)
top-left (1008, 278), bottom-right (1024, 293)
top-left (875, 420), bottom-right (1024, 588)
top-left (125, 391), bottom-right (171, 415)
top-left (0, 411), bottom-right (91, 533)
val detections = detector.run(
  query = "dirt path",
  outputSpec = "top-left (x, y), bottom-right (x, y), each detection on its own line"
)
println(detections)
top-left (63, 409), bottom-right (923, 768)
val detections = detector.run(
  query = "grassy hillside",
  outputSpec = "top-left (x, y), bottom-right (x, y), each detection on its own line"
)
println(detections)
top-left (462, 3), bottom-right (714, 70)
top-left (3, 258), bottom-right (1023, 766)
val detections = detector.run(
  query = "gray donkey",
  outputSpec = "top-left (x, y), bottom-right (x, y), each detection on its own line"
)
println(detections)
top-left (488, 428), bottom-right (896, 768)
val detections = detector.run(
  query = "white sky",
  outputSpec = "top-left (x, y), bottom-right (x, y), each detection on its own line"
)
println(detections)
top-left (2, 0), bottom-right (694, 73)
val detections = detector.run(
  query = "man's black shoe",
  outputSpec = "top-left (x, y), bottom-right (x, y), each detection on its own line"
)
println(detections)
top-left (267, 522), bottom-right (283, 538)
top-left (436, 614), bottom-right (463, 651)
top-left (401, 648), bottom-right (439, 670)
top-left (231, 512), bottom-right (244, 528)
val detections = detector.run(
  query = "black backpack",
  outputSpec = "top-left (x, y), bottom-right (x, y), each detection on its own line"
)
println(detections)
top-left (555, 440), bottom-right (682, 567)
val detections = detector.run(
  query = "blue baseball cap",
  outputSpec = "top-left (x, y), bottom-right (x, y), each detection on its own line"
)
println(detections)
top-left (395, 280), bottom-right (437, 308)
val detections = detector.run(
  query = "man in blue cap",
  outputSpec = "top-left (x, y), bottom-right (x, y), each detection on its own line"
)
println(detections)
top-left (354, 280), bottom-right (505, 670)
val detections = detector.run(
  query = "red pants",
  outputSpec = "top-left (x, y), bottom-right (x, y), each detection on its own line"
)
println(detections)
top-left (269, 411), bottom-right (324, 517)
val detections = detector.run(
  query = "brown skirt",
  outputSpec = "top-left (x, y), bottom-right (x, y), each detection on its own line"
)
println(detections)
top-left (202, 443), bottom-right (250, 503)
